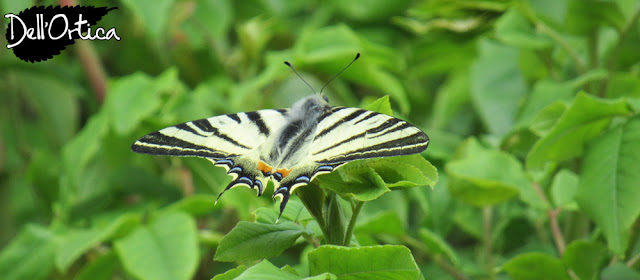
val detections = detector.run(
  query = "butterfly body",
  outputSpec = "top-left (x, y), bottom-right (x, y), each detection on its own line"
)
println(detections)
top-left (132, 95), bottom-right (429, 220)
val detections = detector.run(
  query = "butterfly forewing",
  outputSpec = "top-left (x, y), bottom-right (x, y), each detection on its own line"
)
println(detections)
top-left (131, 109), bottom-right (288, 159)
top-left (310, 107), bottom-right (429, 164)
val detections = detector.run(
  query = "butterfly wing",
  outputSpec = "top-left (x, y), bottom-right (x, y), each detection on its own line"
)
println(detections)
top-left (271, 107), bottom-right (429, 216)
top-left (311, 107), bottom-right (429, 163)
top-left (132, 109), bottom-right (289, 197)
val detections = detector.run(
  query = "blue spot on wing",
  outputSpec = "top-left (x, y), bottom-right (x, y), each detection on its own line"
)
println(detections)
top-left (314, 165), bottom-right (334, 173)
top-left (215, 159), bottom-right (234, 167)
top-left (295, 176), bottom-right (310, 184)
top-left (237, 177), bottom-right (253, 185)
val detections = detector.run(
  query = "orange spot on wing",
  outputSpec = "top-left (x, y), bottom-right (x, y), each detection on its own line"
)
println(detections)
top-left (257, 161), bottom-right (273, 174)
top-left (276, 168), bottom-right (292, 178)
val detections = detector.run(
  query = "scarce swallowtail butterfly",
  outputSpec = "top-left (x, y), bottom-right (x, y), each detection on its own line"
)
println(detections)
top-left (131, 54), bottom-right (429, 221)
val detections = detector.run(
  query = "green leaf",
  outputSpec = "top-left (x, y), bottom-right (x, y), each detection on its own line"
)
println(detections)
top-left (106, 68), bottom-right (184, 135)
top-left (0, 225), bottom-right (56, 280)
top-left (423, 129), bottom-right (464, 161)
top-left (529, 101), bottom-right (568, 136)
top-left (1, 0), bottom-right (34, 14)
top-left (60, 112), bottom-right (109, 211)
top-left (164, 194), bottom-right (218, 216)
top-left (304, 273), bottom-right (338, 280)
top-left (446, 139), bottom-right (543, 207)
top-left (75, 251), bottom-right (119, 280)
top-left (562, 241), bottom-right (607, 280)
top-left (601, 263), bottom-right (640, 280)
top-left (55, 213), bottom-right (140, 271)
top-left (364, 95), bottom-right (393, 116)
top-left (527, 93), bottom-right (631, 170)
top-left (356, 211), bottom-right (405, 235)
top-left (576, 117), bottom-right (640, 256)
top-left (431, 69), bottom-right (472, 132)
top-left (565, 0), bottom-right (625, 34)
top-left (308, 245), bottom-right (423, 280)
top-left (211, 265), bottom-right (247, 280)
top-left (114, 212), bottom-right (198, 280)
top-left (606, 72), bottom-right (640, 99)
top-left (318, 165), bottom-right (389, 201)
top-left (550, 169), bottom-right (579, 209)
top-left (295, 182), bottom-right (327, 229)
top-left (120, 0), bottom-right (175, 38)
top-left (294, 25), bottom-right (410, 113)
top-left (234, 260), bottom-right (300, 280)
top-left (317, 154), bottom-right (437, 201)
top-left (18, 72), bottom-right (80, 147)
top-left (419, 229), bottom-right (459, 266)
top-left (254, 200), bottom-right (313, 224)
top-left (517, 79), bottom-right (575, 129)
top-left (214, 221), bottom-right (310, 262)
top-left (281, 265), bottom-right (300, 276)
top-left (495, 8), bottom-right (552, 49)
top-left (470, 38), bottom-right (527, 137)
top-left (192, 0), bottom-right (232, 39)
top-left (330, 0), bottom-right (410, 22)
top-left (323, 192), bottom-right (346, 245)
top-left (368, 155), bottom-right (438, 189)
top-left (503, 253), bottom-right (570, 280)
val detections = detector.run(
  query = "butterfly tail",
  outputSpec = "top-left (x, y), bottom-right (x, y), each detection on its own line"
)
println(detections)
top-left (215, 180), bottom-right (236, 205)
top-left (273, 186), bottom-right (291, 223)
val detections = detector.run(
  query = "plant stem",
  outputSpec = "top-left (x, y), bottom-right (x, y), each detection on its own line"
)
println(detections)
top-left (535, 22), bottom-right (587, 74)
top-left (532, 182), bottom-right (567, 255)
top-left (549, 209), bottom-right (566, 255)
top-left (344, 200), bottom-right (364, 247)
top-left (59, 0), bottom-right (108, 103)
top-left (483, 207), bottom-right (495, 280)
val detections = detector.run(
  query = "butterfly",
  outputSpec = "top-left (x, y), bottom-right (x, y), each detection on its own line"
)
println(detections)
top-left (131, 54), bottom-right (429, 221)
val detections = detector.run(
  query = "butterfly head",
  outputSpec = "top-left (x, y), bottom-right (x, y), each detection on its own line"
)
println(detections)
top-left (291, 95), bottom-right (331, 115)
top-left (322, 94), bottom-right (329, 103)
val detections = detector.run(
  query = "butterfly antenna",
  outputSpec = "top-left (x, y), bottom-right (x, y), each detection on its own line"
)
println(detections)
top-left (319, 53), bottom-right (360, 94)
top-left (284, 61), bottom-right (316, 94)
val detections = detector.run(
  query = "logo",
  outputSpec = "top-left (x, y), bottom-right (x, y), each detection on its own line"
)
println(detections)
top-left (4, 5), bottom-right (119, 62)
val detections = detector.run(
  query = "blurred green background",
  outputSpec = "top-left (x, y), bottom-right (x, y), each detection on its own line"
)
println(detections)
top-left (2, 0), bottom-right (640, 279)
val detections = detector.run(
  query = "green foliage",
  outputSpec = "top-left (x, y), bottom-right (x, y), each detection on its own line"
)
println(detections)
top-left (308, 245), bottom-right (422, 279)
top-left (214, 222), bottom-right (311, 262)
top-left (114, 212), bottom-right (198, 280)
top-left (2, 0), bottom-right (640, 279)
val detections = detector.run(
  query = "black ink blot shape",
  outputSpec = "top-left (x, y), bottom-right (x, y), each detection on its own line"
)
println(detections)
top-left (5, 5), bottom-right (117, 63)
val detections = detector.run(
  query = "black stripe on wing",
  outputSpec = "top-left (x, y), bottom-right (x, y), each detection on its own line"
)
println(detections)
top-left (131, 132), bottom-right (232, 158)
top-left (192, 118), bottom-right (216, 132)
top-left (312, 119), bottom-right (412, 156)
top-left (314, 109), bottom-right (367, 140)
top-left (245, 111), bottom-right (270, 135)
top-left (353, 111), bottom-right (380, 124)
top-left (227, 113), bottom-right (241, 123)
top-left (190, 119), bottom-right (252, 149)
top-left (316, 131), bottom-right (429, 164)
